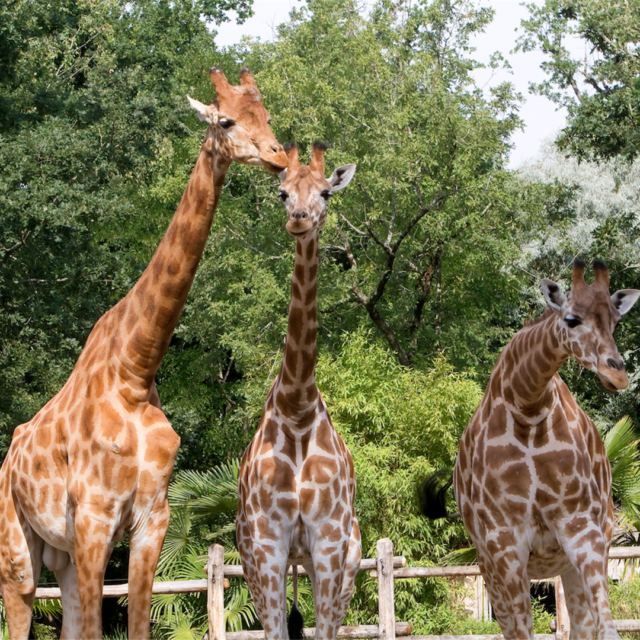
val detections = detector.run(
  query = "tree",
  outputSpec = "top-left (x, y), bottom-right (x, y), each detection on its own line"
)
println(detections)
top-left (518, 0), bottom-right (640, 161)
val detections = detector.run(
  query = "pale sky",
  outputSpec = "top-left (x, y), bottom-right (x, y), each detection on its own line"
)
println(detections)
top-left (214, 0), bottom-right (585, 168)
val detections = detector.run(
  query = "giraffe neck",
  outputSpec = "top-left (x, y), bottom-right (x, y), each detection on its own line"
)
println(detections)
top-left (499, 310), bottom-right (570, 420)
top-left (116, 134), bottom-right (230, 386)
top-left (274, 231), bottom-right (319, 417)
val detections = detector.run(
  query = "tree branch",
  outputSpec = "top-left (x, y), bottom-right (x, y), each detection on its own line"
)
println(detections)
top-left (225, 225), bottom-right (281, 259)
top-left (1, 231), bottom-right (31, 266)
top-left (410, 248), bottom-right (442, 334)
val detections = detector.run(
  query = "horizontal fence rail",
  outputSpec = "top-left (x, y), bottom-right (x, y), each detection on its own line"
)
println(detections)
top-left (224, 623), bottom-right (413, 639)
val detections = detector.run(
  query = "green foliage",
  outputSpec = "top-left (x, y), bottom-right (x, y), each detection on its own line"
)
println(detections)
top-left (610, 575), bottom-right (640, 629)
top-left (314, 332), bottom-right (482, 632)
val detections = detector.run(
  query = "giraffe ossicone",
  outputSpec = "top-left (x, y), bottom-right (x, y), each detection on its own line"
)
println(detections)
top-left (237, 142), bottom-right (361, 640)
top-left (421, 260), bottom-right (639, 640)
top-left (0, 67), bottom-right (286, 640)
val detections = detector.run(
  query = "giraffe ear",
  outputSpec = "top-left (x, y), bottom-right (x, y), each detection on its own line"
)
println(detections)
top-left (187, 96), bottom-right (218, 125)
top-left (611, 289), bottom-right (640, 315)
top-left (541, 279), bottom-right (566, 312)
top-left (279, 169), bottom-right (287, 183)
top-left (328, 164), bottom-right (356, 192)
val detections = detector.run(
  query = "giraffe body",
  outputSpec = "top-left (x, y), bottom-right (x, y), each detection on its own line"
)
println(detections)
top-left (453, 262), bottom-right (640, 639)
top-left (237, 143), bottom-right (360, 640)
top-left (0, 68), bottom-right (287, 640)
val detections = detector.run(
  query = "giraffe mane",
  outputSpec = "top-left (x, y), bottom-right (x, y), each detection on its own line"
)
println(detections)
top-left (524, 307), bottom-right (555, 327)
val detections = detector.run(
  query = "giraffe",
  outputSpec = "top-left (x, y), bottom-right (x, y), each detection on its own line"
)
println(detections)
top-left (236, 142), bottom-right (361, 640)
top-left (419, 260), bottom-right (640, 639)
top-left (0, 67), bottom-right (287, 640)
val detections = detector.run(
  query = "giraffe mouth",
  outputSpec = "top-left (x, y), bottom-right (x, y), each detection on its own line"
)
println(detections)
top-left (263, 160), bottom-right (287, 174)
top-left (599, 374), bottom-right (617, 391)
top-left (598, 371), bottom-right (628, 391)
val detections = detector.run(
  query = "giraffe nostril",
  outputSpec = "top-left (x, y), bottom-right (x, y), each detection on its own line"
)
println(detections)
top-left (270, 146), bottom-right (280, 154)
top-left (607, 358), bottom-right (623, 370)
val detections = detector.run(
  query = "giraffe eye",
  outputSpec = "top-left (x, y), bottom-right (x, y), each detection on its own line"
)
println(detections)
top-left (564, 316), bottom-right (582, 329)
top-left (219, 119), bottom-right (234, 129)
top-left (278, 191), bottom-right (288, 201)
top-left (320, 190), bottom-right (332, 200)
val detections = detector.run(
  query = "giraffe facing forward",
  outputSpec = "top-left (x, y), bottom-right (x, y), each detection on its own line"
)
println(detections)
top-left (0, 68), bottom-right (287, 640)
top-left (237, 143), bottom-right (361, 640)
top-left (421, 260), bottom-right (640, 639)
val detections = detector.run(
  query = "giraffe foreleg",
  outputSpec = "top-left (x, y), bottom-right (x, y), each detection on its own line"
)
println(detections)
top-left (53, 556), bottom-right (82, 640)
top-left (560, 567), bottom-right (597, 640)
top-left (559, 525), bottom-right (620, 640)
top-left (476, 541), bottom-right (533, 639)
top-left (334, 518), bottom-right (361, 626)
top-left (0, 501), bottom-right (43, 640)
top-left (73, 504), bottom-right (118, 640)
top-left (127, 500), bottom-right (171, 640)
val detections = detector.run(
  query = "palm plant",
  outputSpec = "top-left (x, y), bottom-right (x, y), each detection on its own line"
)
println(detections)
top-left (599, 417), bottom-right (640, 540)
top-left (151, 459), bottom-right (258, 638)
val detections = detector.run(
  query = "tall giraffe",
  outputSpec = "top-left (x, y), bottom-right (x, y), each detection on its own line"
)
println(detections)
top-left (0, 68), bottom-right (287, 640)
top-left (236, 143), bottom-right (360, 640)
top-left (420, 260), bottom-right (640, 639)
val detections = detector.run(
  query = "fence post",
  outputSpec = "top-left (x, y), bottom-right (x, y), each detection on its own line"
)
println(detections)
top-left (554, 575), bottom-right (569, 640)
top-left (208, 544), bottom-right (226, 640)
top-left (377, 538), bottom-right (395, 640)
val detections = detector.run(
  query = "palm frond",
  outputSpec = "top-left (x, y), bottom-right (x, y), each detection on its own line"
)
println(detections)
top-left (225, 583), bottom-right (258, 632)
top-left (168, 461), bottom-right (240, 513)
top-left (157, 508), bottom-right (198, 573)
top-left (33, 598), bottom-right (63, 619)
top-left (600, 417), bottom-right (640, 523)
top-left (442, 546), bottom-right (478, 565)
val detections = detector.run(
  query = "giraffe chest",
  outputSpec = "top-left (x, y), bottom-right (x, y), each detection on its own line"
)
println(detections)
top-left (238, 414), bottom-right (356, 537)
top-left (455, 397), bottom-right (613, 575)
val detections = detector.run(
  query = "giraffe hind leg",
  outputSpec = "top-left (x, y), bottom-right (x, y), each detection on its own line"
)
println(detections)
top-left (243, 554), bottom-right (289, 639)
top-left (335, 519), bottom-right (362, 626)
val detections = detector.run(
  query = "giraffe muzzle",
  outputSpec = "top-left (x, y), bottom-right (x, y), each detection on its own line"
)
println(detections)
top-left (260, 145), bottom-right (288, 173)
top-left (286, 212), bottom-right (313, 236)
top-left (597, 363), bottom-right (629, 391)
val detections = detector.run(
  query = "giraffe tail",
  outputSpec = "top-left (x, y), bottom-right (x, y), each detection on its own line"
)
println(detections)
top-left (417, 469), bottom-right (456, 520)
top-left (288, 564), bottom-right (304, 639)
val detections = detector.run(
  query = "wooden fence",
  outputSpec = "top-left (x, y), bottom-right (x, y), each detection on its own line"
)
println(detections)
top-left (3, 540), bottom-right (640, 639)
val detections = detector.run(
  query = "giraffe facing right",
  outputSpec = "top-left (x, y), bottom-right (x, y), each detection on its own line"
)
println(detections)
top-left (420, 260), bottom-right (640, 639)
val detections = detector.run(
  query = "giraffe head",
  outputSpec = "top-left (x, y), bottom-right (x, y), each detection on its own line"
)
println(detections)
top-left (187, 67), bottom-right (287, 173)
top-left (541, 260), bottom-right (640, 391)
top-left (278, 142), bottom-right (356, 236)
